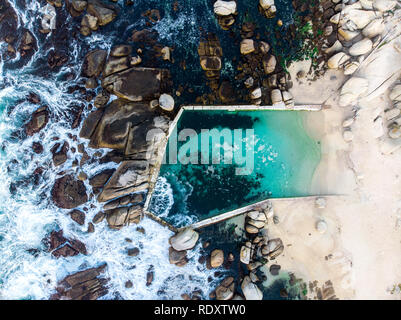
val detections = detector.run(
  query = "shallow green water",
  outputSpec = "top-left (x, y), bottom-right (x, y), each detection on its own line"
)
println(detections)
top-left (150, 110), bottom-right (320, 226)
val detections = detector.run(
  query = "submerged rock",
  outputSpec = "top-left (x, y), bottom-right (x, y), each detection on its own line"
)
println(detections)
top-left (82, 49), bottom-right (107, 78)
top-left (51, 174), bottom-right (88, 209)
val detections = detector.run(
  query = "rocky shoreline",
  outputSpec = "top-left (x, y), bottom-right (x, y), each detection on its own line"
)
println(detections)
top-left (2, 0), bottom-right (398, 300)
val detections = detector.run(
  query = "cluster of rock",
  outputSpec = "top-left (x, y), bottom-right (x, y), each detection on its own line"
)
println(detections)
top-left (385, 84), bottom-right (401, 140)
top-left (237, 33), bottom-right (294, 107)
top-left (46, 230), bottom-right (87, 258)
top-left (64, 0), bottom-right (119, 37)
top-left (213, 1), bottom-right (237, 30)
top-left (213, 202), bottom-right (284, 300)
top-left (50, 264), bottom-right (108, 300)
top-left (323, 0), bottom-right (397, 106)
top-left (198, 34), bottom-right (223, 91)
top-left (168, 228), bottom-right (199, 268)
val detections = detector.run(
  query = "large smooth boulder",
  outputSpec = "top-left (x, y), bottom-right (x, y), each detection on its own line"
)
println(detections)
top-left (98, 161), bottom-right (149, 202)
top-left (210, 249), bottom-right (224, 268)
top-left (159, 93), bottom-right (174, 111)
top-left (87, 0), bottom-right (117, 26)
top-left (362, 18), bottom-right (385, 38)
top-left (25, 107), bottom-right (49, 136)
top-left (349, 38), bottom-right (373, 56)
top-left (339, 77), bottom-right (369, 106)
top-left (240, 39), bottom-right (255, 55)
top-left (241, 276), bottom-right (263, 300)
top-left (262, 55), bottom-right (276, 74)
top-left (82, 49), bottom-right (107, 78)
top-left (105, 205), bottom-right (142, 229)
top-left (102, 67), bottom-right (168, 102)
top-left (328, 52), bottom-right (350, 69)
top-left (169, 228), bottom-right (199, 251)
top-left (213, 1), bottom-right (236, 16)
top-left (373, 0), bottom-right (397, 12)
top-left (345, 9), bottom-right (377, 29)
top-left (51, 174), bottom-right (88, 209)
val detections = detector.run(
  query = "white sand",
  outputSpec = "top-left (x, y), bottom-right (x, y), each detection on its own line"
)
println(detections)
top-left (263, 19), bottom-right (401, 299)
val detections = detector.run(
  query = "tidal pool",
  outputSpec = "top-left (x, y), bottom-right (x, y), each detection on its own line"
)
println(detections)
top-left (150, 110), bottom-right (321, 227)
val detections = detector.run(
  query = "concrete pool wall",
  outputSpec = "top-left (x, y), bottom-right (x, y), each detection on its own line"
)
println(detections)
top-left (143, 104), bottom-right (324, 231)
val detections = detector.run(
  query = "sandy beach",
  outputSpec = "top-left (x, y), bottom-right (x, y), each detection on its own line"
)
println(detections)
top-left (262, 13), bottom-right (401, 298)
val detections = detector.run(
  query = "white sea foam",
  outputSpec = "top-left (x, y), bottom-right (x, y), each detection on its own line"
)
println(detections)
top-left (0, 1), bottom-right (218, 300)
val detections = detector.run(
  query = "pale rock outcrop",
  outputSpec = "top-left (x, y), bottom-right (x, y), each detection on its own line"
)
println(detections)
top-left (390, 85), bottom-right (401, 102)
top-left (349, 38), bottom-right (373, 56)
top-left (213, 1), bottom-right (236, 16)
top-left (362, 18), bottom-right (385, 38)
top-left (338, 28), bottom-right (360, 41)
top-left (169, 228), bottom-right (199, 251)
top-left (328, 52), bottom-right (350, 69)
top-left (260, 0), bottom-right (274, 10)
top-left (344, 61), bottom-right (360, 75)
top-left (271, 89), bottom-right (282, 104)
top-left (241, 276), bottom-right (263, 300)
top-left (158, 93), bottom-right (175, 111)
top-left (324, 40), bottom-right (343, 55)
top-left (339, 77), bottom-right (369, 106)
top-left (343, 130), bottom-right (354, 142)
top-left (385, 108), bottom-right (401, 121)
top-left (250, 87), bottom-right (262, 100)
top-left (373, 0), bottom-right (397, 12)
top-left (344, 9), bottom-right (377, 29)
top-left (316, 220), bottom-right (328, 234)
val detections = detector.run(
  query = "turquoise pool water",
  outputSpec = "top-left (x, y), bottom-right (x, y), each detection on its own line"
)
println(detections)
top-left (150, 110), bottom-right (321, 227)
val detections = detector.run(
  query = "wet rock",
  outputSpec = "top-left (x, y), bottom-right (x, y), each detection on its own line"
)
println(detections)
top-left (48, 230), bottom-right (87, 258)
top-left (92, 211), bottom-right (106, 224)
top-left (169, 228), bottom-right (199, 251)
top-left (25, 107), bottom-right (49, 136)
top-left (51, 264), bottom-right (108, 300)
top-left (213, 1), bottom-right (236, 16)
top-left (210, 249), bottom-right (224, 268)
top-left (51, 174), bottom-right (88, 209)
top-left (240, 39), bottom-right (255, 55)
top-left (200, 56), bottom-right (222, 71)
top-left (81, 14), bottom-right (99, 33)
top-left (71, 0), bottom-right (87, 11)
top-left (105, 205), bottom-right (142, 229)
top-left (89, 169), bottom-right (115, 190)
top-left (262, 55), bottom-right (277, 74)
top-left (146, 270), bottom-right (154, 286)
top-left (19, 30), bottom-right (37, 55)
top-left (98, 161), bottom-right (150, 202)
top-left (110, 45), bottom-right (132, 57)
top-left (168, 247), bottom-right (188, 266)
top-left (215, 276), bottom-right (235, 300)
top-left (48, 50), bottom-right (68, 69)
top-left (240, 241), bottom-right (252, 264)
top-left (158, 93), bottom-right (174, 111)
top-left (32, 142), bottom-right (44, 154)
top-left (51, 141), bottom-right (69, 167)
top-left (87, 0), bottom-right (117, 26)
top-left (0, 0), bottom-right (18, 43)
top-left (69, 209), bottom-right (85, 225)
top-left (218, 80), bottom-right (235, 103)
top-left (94, 90), bottom-right (110, 108)
top-left (125, 280), bottom-right (133, 288)
top-left (87, 222), bottom-right (95, 233)
top-left (82, 49), bottom-right (108, 78)
top-left (102, 67), bottom-right (169, 102)
top-left (241, 276), bottom-right (263, 300)
top-left (127, 247), bottom-right (140, 256)
top-left (103, 56), bottom-right (130, 77)
top-left (103, 193), bottom-right (144, 210)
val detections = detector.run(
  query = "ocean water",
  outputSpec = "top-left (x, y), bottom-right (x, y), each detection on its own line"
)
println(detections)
top-left (0, 0), bottom-right (313, 300)
top-left (150, 110), bottom-right (321, 227)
